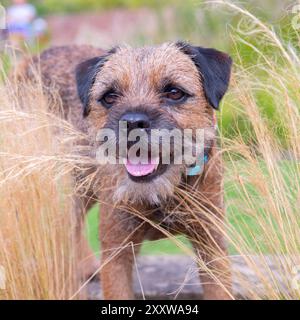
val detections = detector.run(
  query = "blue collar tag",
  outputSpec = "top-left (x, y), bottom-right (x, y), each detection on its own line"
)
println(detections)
top-left (187, 154), bottom-right (208, 176)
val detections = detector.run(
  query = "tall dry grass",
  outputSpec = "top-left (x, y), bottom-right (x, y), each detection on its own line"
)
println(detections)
top-left (0, 64), bottom-right (87, 299)
top-left (217, 0), bottom-right (300, 299)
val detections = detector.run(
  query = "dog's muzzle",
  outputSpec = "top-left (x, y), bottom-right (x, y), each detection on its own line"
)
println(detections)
top-left (118, 111), bottom-right (169, 182)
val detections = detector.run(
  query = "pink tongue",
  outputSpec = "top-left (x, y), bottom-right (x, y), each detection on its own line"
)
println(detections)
top-left (125, 159), bottom-right (158, 177)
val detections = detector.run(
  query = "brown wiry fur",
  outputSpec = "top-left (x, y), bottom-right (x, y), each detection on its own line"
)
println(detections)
top-left (20, 43), bottom-right (232, 300)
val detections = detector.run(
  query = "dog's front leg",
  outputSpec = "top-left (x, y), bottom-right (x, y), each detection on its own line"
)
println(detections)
top-left (193, 196), bottom-right (232, 299)
top-left (100, 205), bottom-right (145, 300)
top-left (192, 225), bottom-right (232, 300)
top-left (73, 196), bottom-right (99, 281)
top-left (189, 155), bottom-right (233, 299)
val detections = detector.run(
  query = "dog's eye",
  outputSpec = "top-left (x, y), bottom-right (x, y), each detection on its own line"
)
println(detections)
top-left (163, 87), bottom-right (187, 103)
top-left (99, 91), bottom-right (119, 108)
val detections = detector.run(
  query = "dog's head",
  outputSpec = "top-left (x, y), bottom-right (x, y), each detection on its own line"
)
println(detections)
top-left (75, 42), bottom-right (232, 205)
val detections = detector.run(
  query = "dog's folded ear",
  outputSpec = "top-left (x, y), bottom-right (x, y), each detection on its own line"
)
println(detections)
top-left (75, 56), bottom-right (104, 116)
top-left (178, 42), bottom-right (232, 109)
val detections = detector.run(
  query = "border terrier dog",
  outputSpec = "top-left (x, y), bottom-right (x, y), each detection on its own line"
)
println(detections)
top-left (22, 42), bottom-right (232, 299)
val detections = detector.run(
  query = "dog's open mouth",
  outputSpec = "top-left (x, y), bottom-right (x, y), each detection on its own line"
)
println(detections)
top-left (123, 156), bottom-right (168, 182)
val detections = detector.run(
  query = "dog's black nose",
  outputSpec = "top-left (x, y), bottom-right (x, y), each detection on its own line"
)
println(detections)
top-left (120, 112), bottom-right (150, 131)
